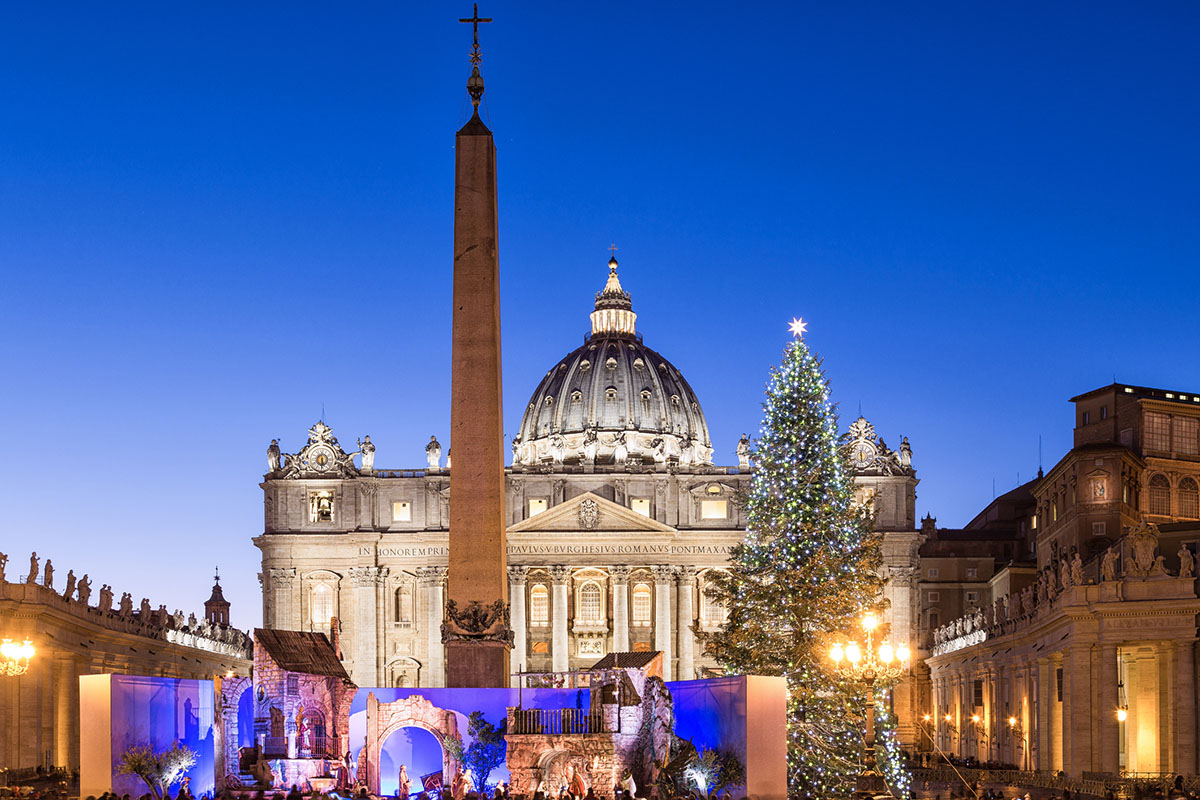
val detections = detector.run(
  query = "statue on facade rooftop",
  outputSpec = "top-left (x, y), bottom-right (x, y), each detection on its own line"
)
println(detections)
top-left (63, 570), bottom-right (76, 600)
top-left (119, 592), bottom-right (133, 616)
top-left (42, 559), bottom-right (53, 590)
top-left (736, 433), bottom-right (751, 470)
top-left (77, 575), bottom-right (91, 605)
top-left (0, 552), bottom-right (6, 582)
top-left (426, 435), bottom-right (442, 469)
top-left (267, 439), bottom-right (281, 472)
top-left (1180, 545), bottom-right (1195, 579)
top-left (357, 435), bottom-right (375, 472)
top-left (141, 597), bottom-right (152, 618)
top-left (1060, 557), bottom-right (1072, 589)
top-left (1071, 553), bottom-right (1084, 586)
top-left (27, 552), bottom-right (38, 584)
top-left (98, 584), bottom-right (112, 612)
top-left (1101, 548), bottom-right (1118, 581)
top-left (610, 431), bottom-right (627, 464)
top-left (582, 427), bottom-right (599, 464)
top-left (900, 436), bottom-right (912, 468)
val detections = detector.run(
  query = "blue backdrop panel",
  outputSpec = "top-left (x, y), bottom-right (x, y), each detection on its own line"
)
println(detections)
top-left (109, 675), bottom-right (216, 798)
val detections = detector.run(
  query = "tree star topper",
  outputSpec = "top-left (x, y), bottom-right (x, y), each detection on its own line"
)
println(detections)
top-left (789, 317), bottom-right (808, 338)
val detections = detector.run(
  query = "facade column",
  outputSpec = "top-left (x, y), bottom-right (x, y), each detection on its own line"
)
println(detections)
top-left (610, 566), bottom-right (632, 653)
top-left (1099, 644), bottom-right (1119, 773)
top-left (1064, 644), bottom-right (1093, 776)
top-left (417, 567), bottom-right (447, 687)
top-left (652, 566), bottom-right (677, 681)
top-left (350, 566), bottom-right (387, 687)
top-left (1037, 657), bottom-right (1052, 770)
top-left (1175, 640), bottom-right (1197, 775)
top-left (508, 566), bottom-right (528, 685)
top-left (676, 567), bottom-right (696, 681)
top-left (549, 566), bottom-right (571, 673)
top-left (268, 567), bottom-right (298, 629)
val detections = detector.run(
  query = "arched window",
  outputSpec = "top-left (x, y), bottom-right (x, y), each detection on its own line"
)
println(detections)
top-left (1179, 478), bottom-right (1199, 519)
top-left (530, 585), bottom-right (549, 626)
top-left (700, 578), bottom-right (728, 626)
top-left (579, 582), bottom-right (602, 622)
top-left (311, 584), bottom-right (333, 629)
top-left (631, 583), bottom-right (652, 626)
top-left (394, 586), bottom-right (413, 624)
top-left (640, 390), bottom-right (652, 418)
top-left (1149, 474), bottom-right (1172, 516)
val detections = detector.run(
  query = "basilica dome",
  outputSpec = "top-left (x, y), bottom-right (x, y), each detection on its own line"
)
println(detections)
top-left (513, 257), bottom-right (713, 469)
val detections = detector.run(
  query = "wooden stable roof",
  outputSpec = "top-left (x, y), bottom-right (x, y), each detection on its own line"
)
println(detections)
top-left (254, 628), bottom-right (350, 681)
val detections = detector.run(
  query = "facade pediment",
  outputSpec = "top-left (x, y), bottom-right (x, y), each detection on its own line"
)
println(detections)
top-left (508, 491), bottom-right (677, 534)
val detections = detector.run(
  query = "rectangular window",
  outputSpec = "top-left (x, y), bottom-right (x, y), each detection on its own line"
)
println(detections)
top-left (1056, 668), bottom-right (1064, 702)
top-left (966, 567), bottom-right (978, 579)
top-left (1083, 411), bottom-right (1090, 425)
top-left (309, 491), bottom-right (334, 523)
top-left (966, 591), bottom-right (979, 603)
top-left (392, 501), bottom-right (411, 522)
top-left (1145, 412), bottom-right (1171, 451)
top-left (1175, 417), bottom-right (1199, 455)
top-left (927, 568), bottom-right (939, 578)
top-left (700, 499), bottom-right (728, 519)
top-left (1101, 405), bottom-right (1108, 420)
top-left (631, 498), bottom-right (651, 517)
top-left (926, 591), bottom-right (940, 603)
top-left (973, 679), bottom-right (984, 708)
top-left (1092, 521), bottom-right (1107, 537)
top-left (529, 585), bottom-right (549, 626)
top-left (528, 498), bottom-right (548, 517)
top-left (632, 583), bottom-right (652, 626)
top-left (287, 675), bottom-right (299, 695)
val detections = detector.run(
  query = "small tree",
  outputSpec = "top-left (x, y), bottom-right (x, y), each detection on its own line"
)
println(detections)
top-left (462, 711), bottom-right (506, 794)
top-left (117, 742), bottom-right (198, 799)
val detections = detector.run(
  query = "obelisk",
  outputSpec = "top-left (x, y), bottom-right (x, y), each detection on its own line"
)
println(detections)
top-left (443, 5), bottom-right (511, 688)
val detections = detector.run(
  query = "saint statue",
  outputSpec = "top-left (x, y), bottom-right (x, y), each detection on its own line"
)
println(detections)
top-left (425, 435), bottom-right (442, 469)
top-left (565, 764), bottom-right (587, 800)
top-left (445, 448), bottom-right (451, 469)
top-left (357, 435), bottom-right (375, 471)
top-left (398, 765), bottom-right (411, 800)
top-left (1070, 553), bottom-right (1084, 586)
top-left (77, 575), bottom-right (91, 605)
top-left (141, 597), bottom-right (153, 618)
top-left (63, 570), bottom-right (76, 599)
top-left (119, 592), bottom-right (133, 616)
top-left (900, 436), bottom-right (913, 468)
top-left (1180, 545), bottom-right (1195, 579)
top-left (267, 439), bottom-right (281, 472)
top-left (582, 428), bottom-right (599, 464)
top-left (550, 434), bottom-right (567, 464)
top-left (42, 559), bottom-right (54, 590)
top-left (736, 433), bottom-right (751, 470)
top-left (0, 552), bottom-right (6, 582)
top-left (27, 552), bottom-right (38, 584)
top-left (610, 432), bottom-right (627, 464)
top-left (1059, 557), bottom-right (1071, 589)
top-left (511, 436), bottom-right (522, 466)
top-left (1101, 548), bottom-right (1118, 581)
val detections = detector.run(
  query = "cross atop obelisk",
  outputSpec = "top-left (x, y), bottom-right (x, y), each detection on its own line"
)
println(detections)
top-left (443, 4), bottom-right (511, 689)
top-left (459, 4), bottom-right (492, 109)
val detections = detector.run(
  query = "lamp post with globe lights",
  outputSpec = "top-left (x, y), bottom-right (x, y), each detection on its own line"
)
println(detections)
top-left (1, 637), bottom-right (35, 677)
top-left (828, 611), bottom-right (911, 793)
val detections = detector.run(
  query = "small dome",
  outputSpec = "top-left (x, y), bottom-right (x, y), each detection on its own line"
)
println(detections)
top-left (513, 258), bottom-right (713, 469)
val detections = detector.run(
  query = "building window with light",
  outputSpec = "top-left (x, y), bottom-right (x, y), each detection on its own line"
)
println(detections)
top-left (631, 497), bottom-right (651, 516)
top-left (392, 501), bottom-right (411, 522)
top-left (529, 584), bottom-right (549, 626)
top-left (528, 498), bottom-right (547, 517)
top-left (1145, 412), bottom-right (1171, 452)
top-left (1149, 474), bottom-right (1171, 516)
top-left (310, 583), bottom-right (334, 630)
top-left (578, 581), bottom-right (603, 622)
top-left (1180, 478), bottom-right (1199, 519)
top-left (700, 577), bottom-right (728, 626)
top-left (631, 583), bottom-right (652, 626)
top-left (1175, 417), bottom-right (1199, 455)
top-left (309, 491), bottom-right (334, 523)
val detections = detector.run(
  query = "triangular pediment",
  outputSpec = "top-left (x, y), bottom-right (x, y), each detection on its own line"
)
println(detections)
top-left (508, 491), bottom-right (676, 534)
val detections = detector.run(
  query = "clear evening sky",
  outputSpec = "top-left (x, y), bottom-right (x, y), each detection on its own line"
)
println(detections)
top-left (2, 3), bottom-right (1197, 629)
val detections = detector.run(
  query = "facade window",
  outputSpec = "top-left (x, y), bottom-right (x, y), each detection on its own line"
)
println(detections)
top-left (928, 611), bottom-right (940, 628)
top-left (1101, 405), bottom-right (1108, 420)
top-left (529, 585), bottom-right (549, 626)
top-left (392, 501), bottom-right (411, 522)
top-left (700, 580), bottom-right (728, 625)
top-left (927, 591), bottom-right (940, 603)
top-left (1083, 411), bottom-right (1090, 425)
top-left (927, 568), bottom-right (939, 578)
top-left (640, 390), bottom-right (652, 417)
top-left (605, 388), bottom-right (618, 402)
top-left (1180, 478), bottom-right (1200, 519)
top-left (965, 591), bottom-right (979, 604)
top-left (394, 586), bottom-right (413, 624)
top-left (1149, 474), bottom-right (1171, 516)
top-left (579, 582), bottom-right (602, 622)
top-left (1092, 521), bottom-right (1107, 537)
top-left (309, 491), bottom-right (334, 523)
top-left (973, 679), bottom-right (984, 708)
top-left (310, 584), bottom-right (333, 629)
top-left (1175, 417), bottom-right (1199, 455)
top-left (528, 498), bottom-right (548, 517)
top-left (287, 675), bottom-right (299, 695)
top-left (965, 568), bottom-right (978, 579)
top-left (631, 583), bottom-right (652, 626)
top-left (1145, 412), bottom-right (1171, 451)
top-left (631, 498), bottom-right (651, 516)
top-left (700, 499), bottom-right (728, 519)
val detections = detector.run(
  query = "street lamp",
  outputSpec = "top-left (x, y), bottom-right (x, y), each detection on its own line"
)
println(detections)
top-left (1007, 716), bottom-right (1027, 770)
top-left (829, 611), bottom-right (911, 793)
top-left (969, 714), bottom-right (991, 761)
top-left (1, 638), bottom-right (35, 677)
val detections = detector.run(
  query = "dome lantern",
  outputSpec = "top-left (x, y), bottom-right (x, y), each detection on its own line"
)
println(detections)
top-left (590, 256), bottom-right (637, 337)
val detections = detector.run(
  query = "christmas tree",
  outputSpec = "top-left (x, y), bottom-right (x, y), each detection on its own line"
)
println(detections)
top-left (702, 322), bottom-right (906, 798)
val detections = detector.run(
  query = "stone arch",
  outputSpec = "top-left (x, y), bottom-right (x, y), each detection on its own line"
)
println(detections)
top-left (219, 675), bottom-right (253, 789)
top-left (365, 692), bottom-right (461, 795)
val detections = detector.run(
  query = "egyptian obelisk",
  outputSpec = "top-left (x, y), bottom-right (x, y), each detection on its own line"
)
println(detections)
top-left (443, 5), bottom-right (511, 688)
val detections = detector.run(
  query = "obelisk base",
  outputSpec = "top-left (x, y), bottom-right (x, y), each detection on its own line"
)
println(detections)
top-left (445, 640), bottom-right (510, 689)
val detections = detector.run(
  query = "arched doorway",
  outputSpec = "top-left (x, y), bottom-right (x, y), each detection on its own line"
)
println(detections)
top-left (379, 727), bottom-right (444, 797)
top-left (365, 693), bottom-right (461, 795)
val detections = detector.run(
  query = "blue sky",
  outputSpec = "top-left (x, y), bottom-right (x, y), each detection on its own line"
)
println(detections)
top-left (2, 2), bottom-right (1197, 628)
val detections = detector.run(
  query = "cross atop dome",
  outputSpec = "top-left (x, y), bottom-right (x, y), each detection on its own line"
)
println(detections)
top-left (591, 250), bottom-right (636, 337)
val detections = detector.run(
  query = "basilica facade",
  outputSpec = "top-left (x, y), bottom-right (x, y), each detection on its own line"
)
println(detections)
top-left (255, 260), bottom-right (922, 709)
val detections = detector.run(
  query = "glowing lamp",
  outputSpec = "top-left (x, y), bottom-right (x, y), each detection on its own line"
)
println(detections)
top-left (944, 713), bottom-right (952, 723)
top-left (971, 714), bottom-right (980, 724)
top-left (862, 612), bottom-right (879, 632)
top-left (1117, 708), bottom-right (1128, 722)
top-left (923, 714), bottom-right (932, 722)
top-left (896, 643), bottom-right (911, 663)
top-left (0, 638), bottom-right (35, 677)
top-left (845, 642), bottom-right (862, 663)
top-left (878, 642), bottom-right (894, 664)
top-left (1008, 716), bottom-right (1017, 727)
top-left (829, 643), bottom-right (844, 663)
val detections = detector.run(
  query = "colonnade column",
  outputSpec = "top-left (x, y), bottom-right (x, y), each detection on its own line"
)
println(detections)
top-left (1064, 645), bottom-right (1093, 776)
top-left (610, 566), bottom-right (632, 653)
top-left (676, 567), bottom-right (696, 681)
top-left (549, 566), bottom-right (571, 673)
top-left (1175, 640), bottom-right (1197, 775)
top-left (652, 565), bottom-right (676, 681)
top-left (1037, 657), bottom-right (1052, 770)
top-left (418, 567), bottom-right (447, 687)
top-left (1099, 644), bottom-right (1119, 772)
top-left (508, 566), bottom-right (528, 686)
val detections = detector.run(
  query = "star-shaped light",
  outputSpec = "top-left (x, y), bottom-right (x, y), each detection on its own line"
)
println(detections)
top-left (788, 317), bottom-right (808, 338)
